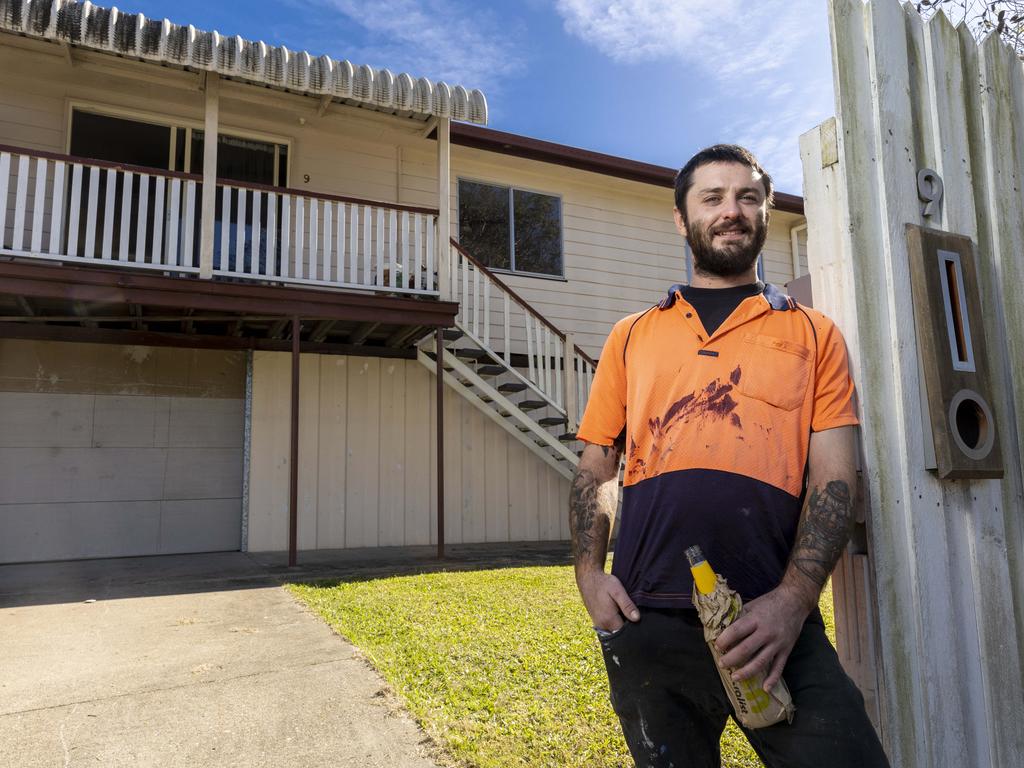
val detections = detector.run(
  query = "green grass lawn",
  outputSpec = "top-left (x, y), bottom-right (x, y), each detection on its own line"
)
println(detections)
top-left (289, 567), bottom-right (835, 768)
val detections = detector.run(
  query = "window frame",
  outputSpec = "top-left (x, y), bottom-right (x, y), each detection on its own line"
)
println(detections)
top-left (456, 177), bottom-right (566, 280)
top-left (65, 100), bottom-right (292, 186)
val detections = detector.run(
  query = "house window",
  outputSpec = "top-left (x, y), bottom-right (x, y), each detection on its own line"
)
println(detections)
top-left (70, 108), bottom-right (288, 185)
top-left (67, 108), bottom-right (289, 270)
top-left (458, 180), bottom-right (563, 277)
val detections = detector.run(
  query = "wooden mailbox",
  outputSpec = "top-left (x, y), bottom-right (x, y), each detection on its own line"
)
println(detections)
top-left (906, 225), bottom-right (1003, 479)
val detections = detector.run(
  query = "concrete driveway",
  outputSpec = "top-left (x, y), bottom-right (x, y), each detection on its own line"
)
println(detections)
top-left (0, 552), bottom-right (445, 768)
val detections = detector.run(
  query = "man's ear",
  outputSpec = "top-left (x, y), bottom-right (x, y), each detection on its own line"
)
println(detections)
top-left (673, 207), bottom-right (687, 237)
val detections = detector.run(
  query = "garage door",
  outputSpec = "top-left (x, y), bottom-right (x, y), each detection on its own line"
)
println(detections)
top-left (0, 340), bottom-right (246, 563)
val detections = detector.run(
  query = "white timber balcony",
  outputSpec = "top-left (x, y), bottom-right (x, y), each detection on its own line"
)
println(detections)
top-left (0, 144), bottom-right (440, 297)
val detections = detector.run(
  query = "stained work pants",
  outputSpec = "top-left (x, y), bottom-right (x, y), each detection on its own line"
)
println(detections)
top-left (598, 608), bottom-right (890, 768)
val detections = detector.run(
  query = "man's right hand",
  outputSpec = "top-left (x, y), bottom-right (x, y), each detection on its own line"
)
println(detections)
top-left (576, 570), bottom-right (641, 632)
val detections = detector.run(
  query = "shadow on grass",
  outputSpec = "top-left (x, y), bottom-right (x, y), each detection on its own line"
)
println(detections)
top-left (286, 541), bottom-right (575, 588)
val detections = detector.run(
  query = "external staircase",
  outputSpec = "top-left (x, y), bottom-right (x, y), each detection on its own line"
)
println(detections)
top-left (416, 240), bottom-right (597, 481)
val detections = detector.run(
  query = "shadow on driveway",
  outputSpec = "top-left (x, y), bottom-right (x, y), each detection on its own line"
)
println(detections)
top-left (0, 542), bottom-right (573, 609)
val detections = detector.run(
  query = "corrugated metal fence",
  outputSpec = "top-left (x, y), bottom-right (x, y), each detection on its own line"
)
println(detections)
top-left (800, 1), bottom-right (1024, 766)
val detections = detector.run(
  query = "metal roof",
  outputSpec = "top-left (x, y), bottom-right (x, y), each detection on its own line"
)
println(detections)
top-left (0, 0), bottom-right (489, 124)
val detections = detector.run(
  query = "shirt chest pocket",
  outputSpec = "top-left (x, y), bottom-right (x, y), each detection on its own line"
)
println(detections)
top-left (736, 334), bottom-right (813, 411)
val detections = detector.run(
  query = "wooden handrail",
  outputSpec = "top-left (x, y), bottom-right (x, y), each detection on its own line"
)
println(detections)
top-left (0, 143), bottom-right (202, 182)
top-left (0, 143), bottom-right (440, 217)
top-left (449, 239), bottom-right (598, 367)
top-left (450, 238), bottom-right (567, 340)
top-left (217, 179), bottom-right (441, 217)
top-left (575, 344), bottom-right (597, 368)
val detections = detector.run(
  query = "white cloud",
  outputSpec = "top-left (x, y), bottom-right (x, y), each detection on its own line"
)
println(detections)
top-left (292, 0), bottom-right (525, 93)
top-left (554, 0), bottom-right (813, 78)
top-left (555, 0), bottom-right (830, 193)
top-left (729, 75), bottom-right (835, 193)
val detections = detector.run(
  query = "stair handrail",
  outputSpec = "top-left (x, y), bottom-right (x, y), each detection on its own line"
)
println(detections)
top-left (448, 237), bottom-right (598, 427)
top-left (448, 238), bottom-right (598, 369)
top-left (450, 238), bottom-right (565, 337)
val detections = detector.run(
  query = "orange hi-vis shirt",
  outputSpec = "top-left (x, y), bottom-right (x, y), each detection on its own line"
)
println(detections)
top-left (577, 283), bottom-right (858, 609)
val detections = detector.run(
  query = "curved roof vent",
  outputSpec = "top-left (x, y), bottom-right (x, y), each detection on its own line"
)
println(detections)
top-left (27, 0), bottom-right (51, 34)
top-left (395, 73), bottom-right (415, 112)
top-left (139, 15), bottom-right (161, 55)
top-left (84, 4), bottom-right (110, 49)
top-left (353, 63), bottom-right (373, 102)
top-left (193, 29), bottom-right (214, 68)
top-left (414, 77), bottom-right (434, 114)
top-left (333, 59), bottom-right (354, 98)
top-left (375, 68), bottom-right (394, 108)
top-left (434, 82), bottom-right (451, 119)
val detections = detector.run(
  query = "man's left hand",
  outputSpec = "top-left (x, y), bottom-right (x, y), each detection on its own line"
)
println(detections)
top-left (714, 585), bottom-right (813, 691)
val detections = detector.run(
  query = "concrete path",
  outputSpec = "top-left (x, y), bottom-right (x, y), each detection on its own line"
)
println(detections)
top-left (0, 552), bottom-right (464, 767)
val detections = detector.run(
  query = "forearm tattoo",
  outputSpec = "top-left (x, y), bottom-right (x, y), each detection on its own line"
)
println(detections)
top-left (789, 480), bottom-right (854, 589)
top-left (569, 445), bottom-right (621, 568)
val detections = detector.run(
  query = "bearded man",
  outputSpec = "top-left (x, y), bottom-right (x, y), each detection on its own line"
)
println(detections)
top-left (570, 145), bottom-right (890, 767)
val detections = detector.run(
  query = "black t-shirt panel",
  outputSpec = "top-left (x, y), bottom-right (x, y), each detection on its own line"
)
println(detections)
top-left (680, 282), bottom-right (763, 337)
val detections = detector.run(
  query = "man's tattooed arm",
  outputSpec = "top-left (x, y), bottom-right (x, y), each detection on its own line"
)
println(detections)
top-left (788, 480), bottom-right (855, 591)
top-left (570, 441), bottom-right (638, 630)
top-left (715, 426), bottom-right (858, 686)
top-left (780, 427), bottom-right (859, 609)
top-left (570, 443), bottom-right (623, 576)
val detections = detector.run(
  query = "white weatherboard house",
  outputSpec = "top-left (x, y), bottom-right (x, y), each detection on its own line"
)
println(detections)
top-left (0, 0), bottom-right (809, 564)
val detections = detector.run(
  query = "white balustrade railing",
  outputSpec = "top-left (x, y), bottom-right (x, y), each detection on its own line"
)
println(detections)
top-left (0, 146), bottom-right (200, 273)
top-left (571, 347), bottom-right (595, 433)
top-left (0, 145), bottom-right (438, 296)
top-left (448, 239), bottom-right (597, 427)
top-left (212, 181), bottom-right (437, 295)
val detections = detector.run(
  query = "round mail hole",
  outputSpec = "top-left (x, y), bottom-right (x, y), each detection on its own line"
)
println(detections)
top-left (948, 389), bottom-right (995, 461)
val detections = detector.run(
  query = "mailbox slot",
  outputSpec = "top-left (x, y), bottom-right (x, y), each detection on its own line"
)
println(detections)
top-left (906, 225), bottom-right (1002, 479)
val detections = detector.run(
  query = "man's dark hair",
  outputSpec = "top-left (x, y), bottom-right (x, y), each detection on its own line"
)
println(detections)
top-left (674, 144), bottom-right (775, 213)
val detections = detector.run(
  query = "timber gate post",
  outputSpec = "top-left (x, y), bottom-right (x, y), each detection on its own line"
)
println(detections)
top-left (800, 1), bottom-right (1024, 766)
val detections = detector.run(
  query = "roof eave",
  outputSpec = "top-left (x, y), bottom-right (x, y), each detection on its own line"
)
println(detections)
top-left (450, 123), bottom-right (805, 215)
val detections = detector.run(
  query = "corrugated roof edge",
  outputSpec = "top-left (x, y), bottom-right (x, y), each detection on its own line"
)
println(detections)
top-left (0, 0), bottom-right (488, 124)
top-left (450, 123), bottom-right (804, 215)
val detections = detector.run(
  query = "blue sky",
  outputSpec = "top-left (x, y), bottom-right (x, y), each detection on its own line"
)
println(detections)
top-left (126, 0), bottom-right (837, 195)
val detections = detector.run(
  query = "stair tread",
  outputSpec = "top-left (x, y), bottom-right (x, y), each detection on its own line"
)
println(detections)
top-left (558, 432), bottom-right (578, 443)
top-left (538, 416), bottom-right (568, 426)
top-left (442, 329), bottom-right (463, 341)
top-left (452, 348), bottom-right (492, 361)
top-left (518, 399), bottom-right (546, 411)
top-left (476, 365), bottom-right (506, 376)
top-left (498, 382), bottom-right (528, 393)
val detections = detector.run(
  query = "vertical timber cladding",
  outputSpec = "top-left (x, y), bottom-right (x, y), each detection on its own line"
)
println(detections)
top-left (801, 1), bottom-right (1024, 766)
top-left (0, 340), bottom-right (246, 563)
top-left (246, 352), bottom-right (570, 552)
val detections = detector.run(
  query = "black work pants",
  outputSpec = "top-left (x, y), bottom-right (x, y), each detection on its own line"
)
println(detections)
top-left (597, 608), bottom-right (890, 768)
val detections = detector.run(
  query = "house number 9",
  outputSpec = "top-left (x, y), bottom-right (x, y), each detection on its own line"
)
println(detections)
top-left (303, 174), bottom-right (311, 183)
top-left (917, 168), bottom-right (943, 218)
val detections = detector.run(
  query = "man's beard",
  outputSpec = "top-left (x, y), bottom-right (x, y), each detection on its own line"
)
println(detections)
top-left (684, 213), bottom-right (768, 278)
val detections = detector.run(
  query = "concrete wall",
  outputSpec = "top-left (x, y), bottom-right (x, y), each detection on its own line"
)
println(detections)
top-left (0, 340), bottom-right (245, 563)
top-left (247, 352), bottom-right (570, 552)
